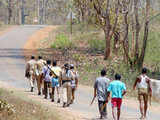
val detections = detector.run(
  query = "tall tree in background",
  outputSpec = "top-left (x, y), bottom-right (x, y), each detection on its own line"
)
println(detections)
top-left (121, 0), bottom-right (151, 70)
top-left (73, 0), bottom-right (121, 59)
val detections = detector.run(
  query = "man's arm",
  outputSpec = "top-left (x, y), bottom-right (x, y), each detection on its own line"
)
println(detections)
top-left (133, 77), bottom-right (139, 90)
top-left (147, 78), bottom-right (152, 92)
top-left (122, 90), bottom-right (126, 97)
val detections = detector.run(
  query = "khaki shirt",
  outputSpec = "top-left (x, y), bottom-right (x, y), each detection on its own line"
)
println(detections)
top-left (26, 59), bottom-right (37, 75)
top-left (36, 59), bottom-right (46, 74)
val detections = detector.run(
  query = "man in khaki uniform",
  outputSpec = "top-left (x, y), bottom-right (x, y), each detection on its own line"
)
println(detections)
top-left (69, 64), bottom-right (79, 104)
top-left (36, 56), bottom-right (46, 95)
top-left (60, 63), bottom-right (72, 107)
top-left (25, 56), bottom-right (37, 92)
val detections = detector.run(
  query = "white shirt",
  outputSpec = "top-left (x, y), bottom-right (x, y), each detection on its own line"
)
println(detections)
top-left (137, 75), bottom-right (149, 89)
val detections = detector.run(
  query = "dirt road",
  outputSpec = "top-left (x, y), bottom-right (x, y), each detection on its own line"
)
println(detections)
top-left (0, 25), bottom-right (159, 120)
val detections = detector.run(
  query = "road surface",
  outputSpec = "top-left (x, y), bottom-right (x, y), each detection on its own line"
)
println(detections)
top-left (0, 25), bottom-right (159, 120)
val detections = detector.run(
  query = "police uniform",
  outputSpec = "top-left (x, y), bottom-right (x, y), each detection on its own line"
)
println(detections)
top-left (36, 59), bottom-right (46, 95)
top-left (25, 59), bottom-right (37, 92)
top-left (60, 68), bottom-right (72, 107)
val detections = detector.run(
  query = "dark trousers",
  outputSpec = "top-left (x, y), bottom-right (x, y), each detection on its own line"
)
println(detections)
top-left (98, 100), bottom-right (107, 118)
top-left (44, 81), bottom-right (51, 98)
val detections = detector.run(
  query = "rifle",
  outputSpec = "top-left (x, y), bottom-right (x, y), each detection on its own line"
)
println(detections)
top-left (44, 63), bottom-right (58, 78)
top-left (90, 96), bottom-right (96, 106)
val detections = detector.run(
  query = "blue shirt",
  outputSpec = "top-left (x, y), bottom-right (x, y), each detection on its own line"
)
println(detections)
top-left (107, 80), bottom-right (126, 98)
top-left (42, 65), bottom-right (52, 82)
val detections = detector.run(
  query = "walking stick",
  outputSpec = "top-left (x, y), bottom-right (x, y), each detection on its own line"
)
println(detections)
top-left (90, 96), bottom-right (96, 106)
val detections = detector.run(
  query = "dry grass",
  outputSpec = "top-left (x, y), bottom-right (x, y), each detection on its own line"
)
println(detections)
top-left (0, 88), bottom-right (60, 120)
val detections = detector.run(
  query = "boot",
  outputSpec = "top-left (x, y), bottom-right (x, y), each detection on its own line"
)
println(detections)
top-left (38, 92), bottom-right (41, 95)
top-left (31, 87), bottom-right (34, 92)
top-left (51, 99), bottom-right (54, 102)
top-left (49, 93), bottom-right (52, 99)
top-left (63, 102), bottom-right (67, 108)
top-left (57, 98), bottom-right (60, 103)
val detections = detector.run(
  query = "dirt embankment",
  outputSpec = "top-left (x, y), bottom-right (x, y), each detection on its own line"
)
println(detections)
top-left (24, 26), bottom-right (57, 50)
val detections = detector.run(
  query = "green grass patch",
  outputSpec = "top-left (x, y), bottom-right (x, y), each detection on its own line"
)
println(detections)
top-left (88, 38), bottom-right (105, 51)
top-left (51, 33), bottom-right (74, 49)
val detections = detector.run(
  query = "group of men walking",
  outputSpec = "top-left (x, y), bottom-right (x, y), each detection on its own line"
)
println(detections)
top-left (25, 55), bottom-right (152, 120)
top-left (25, 55), bottom-right (78, 107)
top-left (91, 68), bottom-right (152, 120)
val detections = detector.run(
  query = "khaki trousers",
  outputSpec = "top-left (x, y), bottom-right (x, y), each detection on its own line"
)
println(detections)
top-left (62, 81), bottom-right (72, 104)
top-left (36, 74), bottom-right (43, 93)
top-left (29, 73), bottom-right (35, 88)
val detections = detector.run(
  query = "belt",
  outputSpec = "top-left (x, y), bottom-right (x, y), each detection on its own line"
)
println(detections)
top-left (62, 80), bottom-right (71, 84)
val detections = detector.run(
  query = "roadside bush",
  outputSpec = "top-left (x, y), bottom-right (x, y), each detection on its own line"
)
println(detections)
top-left (51, 34), bottom-right (74, 49)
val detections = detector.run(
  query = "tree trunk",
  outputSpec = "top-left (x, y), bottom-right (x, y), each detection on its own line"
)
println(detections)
top-left (134, 0), bottom-right (140, 61)
top-left (7, 0), bottom-right (12, 24)
top-left (137, 0), bottom-right (150, 70)
top-left (104, 29), bottom-right (111, 60)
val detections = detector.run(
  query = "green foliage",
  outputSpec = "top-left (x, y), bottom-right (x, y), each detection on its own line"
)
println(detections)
top-left (144, 31), bottom-right (160, 71)
top-left (51, 34), bottom-right (74, 49)
top-left (88, 38), bottom-right (105, 51)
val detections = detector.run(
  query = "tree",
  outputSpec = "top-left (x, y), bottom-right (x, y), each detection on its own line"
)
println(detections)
top-left (121, 0), bottom-right (152, 70)
top-left (73, 0), bottom-right (121, 59)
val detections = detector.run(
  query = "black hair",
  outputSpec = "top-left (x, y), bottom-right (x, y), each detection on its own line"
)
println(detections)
top-left (101, 69), bottom-right (106, 76)
top-left (46, 60), bottom-right (51, 65)
top-left (31, 56), bottom-right (35, 59)
top-left (64, 63), bottom-right (69, 74)
top-left (115, 73), bottom-right (121, 80)
top-left (142, 67), bottom-right (147, 74)
top-left (64, 63), bottom-right (69, 68)
top-left (38, 56), bottom-right (42, 59)
top-left (70, 64), bottom-right (74, 69)
top-left (53, 60), bottom-right (57, 66)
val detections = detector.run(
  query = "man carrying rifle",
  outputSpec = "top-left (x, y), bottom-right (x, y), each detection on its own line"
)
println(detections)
top-left (91, 69), bottom-right (110, 119)
top-left (50, 60), bottom-right (62, 103)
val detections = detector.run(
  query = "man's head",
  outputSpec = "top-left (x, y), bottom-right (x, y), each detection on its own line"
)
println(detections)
top-left (142, 67), bottom-right (147, 74)
top-left (31, 55), bottom-right (35, 59)
top-left (101, 69), bottom-right (106, 76)
top-left (46, 60), bottom-right (51, 65)
top-left (64, 63), bottom-right (69, 69)
top-left (38, 56), bottom-right (42, 59)
top-left (53, 60), bottom-right (57, 66)
top-left (115, 73), bottom-right (121, 80)
top-left (70, 64), bottom-right (74, 69)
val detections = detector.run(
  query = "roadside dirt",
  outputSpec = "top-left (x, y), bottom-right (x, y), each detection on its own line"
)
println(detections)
top-left (0, 81), bottom-right (83, 120)
top-left (23, 25), bottom-right (57, 50)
